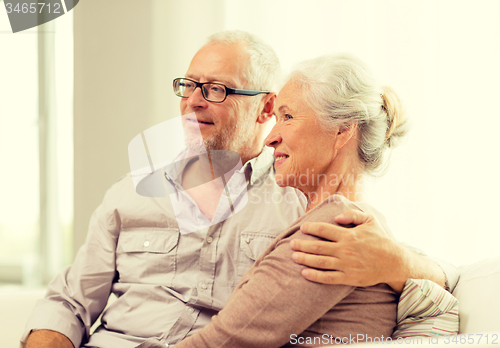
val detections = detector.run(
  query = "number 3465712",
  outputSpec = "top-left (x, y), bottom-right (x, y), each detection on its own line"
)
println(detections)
top-left (5, 2), bottom-right (62, 14)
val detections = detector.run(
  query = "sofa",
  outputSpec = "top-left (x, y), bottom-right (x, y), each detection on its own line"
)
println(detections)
top-left (452, 257), bottom-right (500, 334)
top-left (2, 256), bottom-right (499, 347)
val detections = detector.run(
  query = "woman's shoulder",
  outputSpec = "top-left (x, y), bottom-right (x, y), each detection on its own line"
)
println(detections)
top-left (302, 194), bottom-right (394, 239)
top-left (304, 194), bottom-right (361, 224)
top-left (270, 195), bottom-right (357, 246)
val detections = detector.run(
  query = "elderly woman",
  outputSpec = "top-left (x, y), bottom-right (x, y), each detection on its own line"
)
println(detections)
top-left (172, 54), bottom-right (409, 347)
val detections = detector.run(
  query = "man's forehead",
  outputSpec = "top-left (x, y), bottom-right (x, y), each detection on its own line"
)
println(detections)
top-left (185, 72), bottom-right (236, 84)
top-left (185, 42), bottom-right (248, 86)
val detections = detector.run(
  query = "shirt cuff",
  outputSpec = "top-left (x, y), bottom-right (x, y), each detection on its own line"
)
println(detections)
top-left (21, 299), bottom-right (86, 348)
top-left (404, 245), bottom-right (459, 293)
top-left (431, 257), bottom-right (460, 293)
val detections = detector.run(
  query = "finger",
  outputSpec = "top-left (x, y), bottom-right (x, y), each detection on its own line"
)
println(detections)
top-left (300, 222), bottom-right (344, 241)
top-left (301, 268), bottom-right (347, 285)
top-left (290, 239), bottom-right (337, 256)
top-left (334, 209), bottom-right (371, 226)
top-left (292, 251), bottom-right (343, 270)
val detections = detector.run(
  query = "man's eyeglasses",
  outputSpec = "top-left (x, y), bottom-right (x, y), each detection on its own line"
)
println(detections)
top-left (173, 78), bottom-right (270, 103)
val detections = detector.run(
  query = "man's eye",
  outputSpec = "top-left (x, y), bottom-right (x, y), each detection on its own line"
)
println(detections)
top-left (210, 85), bottom-right (224, 93)
top-left (284, 114), bottom-right (293, 120)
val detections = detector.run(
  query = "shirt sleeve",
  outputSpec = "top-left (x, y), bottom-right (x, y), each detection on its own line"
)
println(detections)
top-left (173, 230), bottom-right (356, 348)
top-left (404, 244), bottom-right (459, 293)
top-left (20, 186), bottom-right (121, 348)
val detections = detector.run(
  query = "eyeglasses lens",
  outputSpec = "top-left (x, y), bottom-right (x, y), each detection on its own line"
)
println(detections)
top-left (174, 79), bottom-right (227, 102)
top-left (175, 79), bottom-right (194, 97)
top-left (202, 83), bottom-right (226, 102)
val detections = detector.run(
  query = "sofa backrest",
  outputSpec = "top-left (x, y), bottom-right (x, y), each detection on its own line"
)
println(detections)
top-left (452, 256), bottom-right (500, 333)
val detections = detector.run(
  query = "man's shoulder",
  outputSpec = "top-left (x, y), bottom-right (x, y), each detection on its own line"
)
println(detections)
top-left (100, 172), bottom-right (149, 208)
top-left (99, 172), bottom-right (177, 229)
top-left (106, 172), bottom-right (136, 195)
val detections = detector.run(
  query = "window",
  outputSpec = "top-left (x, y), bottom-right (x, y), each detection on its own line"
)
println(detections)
top-left (0, 8), bottom-right (73, 286)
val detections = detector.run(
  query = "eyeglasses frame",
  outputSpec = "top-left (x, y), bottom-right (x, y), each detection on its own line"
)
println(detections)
top-left (173, 77), bottom-right (271, 103)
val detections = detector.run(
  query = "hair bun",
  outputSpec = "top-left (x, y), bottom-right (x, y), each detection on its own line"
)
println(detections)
top-left (381, 85), bottom-right (410, 148)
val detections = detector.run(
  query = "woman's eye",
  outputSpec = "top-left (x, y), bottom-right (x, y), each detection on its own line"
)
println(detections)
top-left (284, 114), bottom-right (293, 120)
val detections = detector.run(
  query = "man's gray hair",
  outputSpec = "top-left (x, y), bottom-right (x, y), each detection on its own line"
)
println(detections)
top-left (207, 30), bottom-right (281, 92)
top-left (288, 54), bottom-right (410, 174)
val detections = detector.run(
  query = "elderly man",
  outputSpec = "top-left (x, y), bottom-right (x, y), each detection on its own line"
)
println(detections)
top-left (23, 31), bottom-right (454, 348)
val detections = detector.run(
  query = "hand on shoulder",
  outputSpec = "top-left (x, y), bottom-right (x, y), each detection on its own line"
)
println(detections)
top-left (290, 209), bottom-right (410, 292)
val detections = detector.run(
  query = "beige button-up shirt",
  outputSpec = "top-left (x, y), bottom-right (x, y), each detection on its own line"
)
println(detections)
top-left (22, 147), bottom-right (307, 348)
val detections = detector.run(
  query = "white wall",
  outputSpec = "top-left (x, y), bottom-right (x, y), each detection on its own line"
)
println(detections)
top-left (221, 0), bottom-right (500, 266)
top-left (74, 0), bottom-right (152, 251)
top-left (73, 0), bottom-right (500, 266)
top-left (73, 0), bottom-right (226, 251)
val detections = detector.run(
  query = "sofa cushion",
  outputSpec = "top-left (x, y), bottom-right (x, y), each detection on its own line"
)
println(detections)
top-left (392, 278), bottom-right (459, 338)
top-left (453, 256), bottom-right (500, 333)
top-left (0, 287), bottom-right (46, 348)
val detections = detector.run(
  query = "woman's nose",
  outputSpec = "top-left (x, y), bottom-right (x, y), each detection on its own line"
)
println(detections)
top-left (265, 125), bottom-right (282, 147)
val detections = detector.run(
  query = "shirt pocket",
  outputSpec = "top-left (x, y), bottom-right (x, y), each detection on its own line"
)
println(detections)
top-left (237, 231), bottom-right (276, 282)
top-left (116, 228), bottom-right (179, 284)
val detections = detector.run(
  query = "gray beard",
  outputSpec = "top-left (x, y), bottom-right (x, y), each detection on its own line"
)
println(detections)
top-left (184, 101), bottom-right (259, 159)
top-left (185, 118), bottom-right (254, 156)
top-left (184, 128), bottom-right (229, 151)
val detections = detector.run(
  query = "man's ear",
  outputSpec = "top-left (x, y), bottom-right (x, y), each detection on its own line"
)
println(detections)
top-left (334, 122), bottom-right (358, 150)
top-left (257, 93), bottom-right (276, 124)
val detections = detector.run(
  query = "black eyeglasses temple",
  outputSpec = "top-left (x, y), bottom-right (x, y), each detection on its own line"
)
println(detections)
top-left (226, 87), bottom-right (271, 96)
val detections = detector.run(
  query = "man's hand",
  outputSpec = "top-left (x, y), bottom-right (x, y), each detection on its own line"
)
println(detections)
top-left (25, 329), bottom-right (74, 348)
top-left (290, 210), bottom-right (446, 293)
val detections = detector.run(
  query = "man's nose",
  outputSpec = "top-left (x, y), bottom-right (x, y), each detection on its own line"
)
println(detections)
top-left (186, 86), bottom-right (208, 109)
top-left (264, 125), bottom-right (282, 147)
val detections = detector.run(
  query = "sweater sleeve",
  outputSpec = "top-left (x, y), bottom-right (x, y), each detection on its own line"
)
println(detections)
top-left (174, 229), bottom-right (355, 348)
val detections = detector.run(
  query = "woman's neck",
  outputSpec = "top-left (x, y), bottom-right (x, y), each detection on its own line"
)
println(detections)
top-left (303, 166), bottom-right (366, 212)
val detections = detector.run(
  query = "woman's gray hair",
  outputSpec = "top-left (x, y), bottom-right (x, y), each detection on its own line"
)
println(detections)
top-left (207, 30), bottom-right (281, 92)
top-left (288, 54), bottom-right (410, 174)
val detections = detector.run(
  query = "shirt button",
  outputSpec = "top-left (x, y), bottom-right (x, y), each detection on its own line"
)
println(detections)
top-left (143, 241), bottom-right (150, 247)
top-left (200, 283), bottom-right (207, 290)
top-left (165, 344), bottom-right (169, 347)
top-left (207, 237), bottom-right (213, 244)
top-left (187, 307), bottom-right (195, 314)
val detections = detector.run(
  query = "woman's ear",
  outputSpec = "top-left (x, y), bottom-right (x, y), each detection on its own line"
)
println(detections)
top-left (257, 93), bottom-right (276, 124)
top-left (335, 122), bottom-right (358, 150)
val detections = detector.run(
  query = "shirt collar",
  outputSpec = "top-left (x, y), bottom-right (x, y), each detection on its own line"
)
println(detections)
top-left (164, 148), bottom-right (201, 184)
top-left (243, 147), bottom-right (275, 185)
top-left (164, 146), bottom-right (275, 186)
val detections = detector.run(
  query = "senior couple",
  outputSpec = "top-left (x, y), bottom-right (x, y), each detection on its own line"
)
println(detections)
top-left (23, 31), bottom-right (455, 348)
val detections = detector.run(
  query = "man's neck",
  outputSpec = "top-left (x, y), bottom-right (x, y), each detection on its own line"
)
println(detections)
top-left (239, 146), bottom-right (264, 167)
top-left (179, 144), bottom-right (264, 220)
top-left (181, 156), bottom-right (226, 221)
